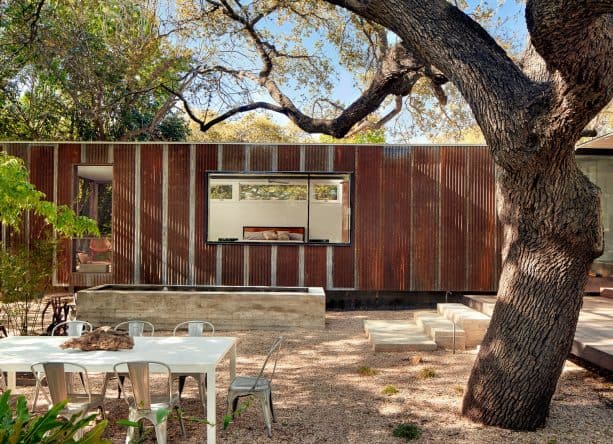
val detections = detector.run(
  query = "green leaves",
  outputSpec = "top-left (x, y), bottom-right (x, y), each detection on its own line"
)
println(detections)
top-left (0, 391), bottom-right (110, 444)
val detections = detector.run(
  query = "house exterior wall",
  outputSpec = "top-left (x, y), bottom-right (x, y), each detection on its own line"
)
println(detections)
top-left (1, 142), bottom-right (502, 293)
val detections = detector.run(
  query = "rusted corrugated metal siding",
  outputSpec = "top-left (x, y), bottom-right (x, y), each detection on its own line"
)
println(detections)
top-left (332, 146), bottom-right (356, 289)
top-left (194, 144), bottom-right (217, 284)
top-left (382, 146), bottom-right (412, 290)
top-left (140, 144), bottom-right (163, 284)
top-left (84, 143), bottom-right (110, 164)
top-left (113, 144), bottom-right (135, 284)
top-left (167, 144), bottom-right (190, 284)
top-left (29, 145), bottom-right (55, 240)
top-left (2, 144), bottom-right (29, 245)
top-left (220, 145), bottom-right (244, 285)
top-left (56, 143), bottom-right (80, 285)
top-left (356, 146), bottom-right (384, 289)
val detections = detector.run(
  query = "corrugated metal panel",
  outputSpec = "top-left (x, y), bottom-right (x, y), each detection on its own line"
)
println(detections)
top-left (304, 246), bottom-right (326, 287)
top-left (382, 146), bottom-right (412, 290)
top-left (250, 145), bottom-right (273, 170)
top-left (356, 147), bottom-right (384, 289)
top-left (194, 144), bottom-right (217, 284)
top-left (56, 144), bottom-right (80, 284)
top-left (167, 145), bottom-right (190, 284)
top-left (113, 144), bottom-right (135, 283)
top-left (305, 145), bottom-right (329, 171)
top-left (276, 246), bottom-right (299, 286)
top-left (85, 144), bottom-right (110, 164)
top-left (69, 272), bottom-right (112, 287)
top-left (29, 145), bottom-right (55, 240)
top-left (2, 144), bottom-right (29, 245)
top-left (221, 244), bottom-right (243, 285)
top-left (140, 144), bottom-right (163, 283)
top-left (222, 144), bottom-right (244, 170)
top-left (411, 146), bottom-right (440, 291)
top-left (466, 147), bottom-right (497, 290)
top-left (440, 146), bottom-right (468, 290)
top-left (333, 146), bottom-right (356, 288)
top-left (277, 145), bottom-right (301, 171)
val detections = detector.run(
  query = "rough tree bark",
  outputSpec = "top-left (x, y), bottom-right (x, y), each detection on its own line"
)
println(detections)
top-left (323, 0), bottom-right (613, 430)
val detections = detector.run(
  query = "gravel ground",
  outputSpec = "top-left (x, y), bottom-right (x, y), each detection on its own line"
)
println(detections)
top-left (16, 310), bottom-right (613, 443)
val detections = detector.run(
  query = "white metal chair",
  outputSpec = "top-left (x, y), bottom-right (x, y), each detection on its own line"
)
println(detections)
top-left (114, 361), bottom-right (186, 444)
top-left (172, 321), bottom-right (215, 414)
top-left (51, 320), bottom-right (93, 337)
top-left (227, 336), bottom-right (284, 437)
top-left (113, 320), bottom-right (155, 336)
top-left (31, 362), bottom-right (105, 438)
top-left (32, 320), bottom-right (93, 411)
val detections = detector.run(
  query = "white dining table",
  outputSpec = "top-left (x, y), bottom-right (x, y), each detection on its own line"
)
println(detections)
top-left (0, 335), bottom-right (237, 444)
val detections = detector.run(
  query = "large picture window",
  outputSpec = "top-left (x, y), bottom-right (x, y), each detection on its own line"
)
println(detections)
top-left (207, 172), bottom-right (351, 244)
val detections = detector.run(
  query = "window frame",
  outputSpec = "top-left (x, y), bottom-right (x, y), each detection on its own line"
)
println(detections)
top-left (205, 170), bottom-right (354, 246)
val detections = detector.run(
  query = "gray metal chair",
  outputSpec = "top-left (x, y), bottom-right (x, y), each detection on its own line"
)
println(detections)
top-left (32, 320), bottom-right (93, 411)
top-left (113, 320), bottom-right (155, 336)
top-left (227, 336), bottom-right (284, 437)
top-left (172, 321), bottom-right (215, 414)
top-left (31, 362), bottom-right (105, 438)
top-left (114, 361), bottom-right (186, 444)
top-left (51, 320), bottom-right (93, 337)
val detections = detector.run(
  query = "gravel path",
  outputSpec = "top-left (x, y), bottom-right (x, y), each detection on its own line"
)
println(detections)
top-left (17, 310), bottom-right (613, 443)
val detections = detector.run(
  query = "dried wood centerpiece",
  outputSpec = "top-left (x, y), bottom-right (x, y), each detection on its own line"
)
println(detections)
top-left (60, 327), bottom-right (134, 351)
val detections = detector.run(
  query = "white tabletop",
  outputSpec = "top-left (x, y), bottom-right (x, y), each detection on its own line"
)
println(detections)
top-left (0, 336), bottom-right (236, 373)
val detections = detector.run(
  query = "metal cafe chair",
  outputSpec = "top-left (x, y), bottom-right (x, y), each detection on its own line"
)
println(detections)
top-left (114, 361), bottom-right (186, 444)
top-left (51, 320), bottom-right (94, 337)
top-left (31, 362), bottom-right (106, 438)
top-left (227, 336), bottom-right (284, 438)
top-left (172, 320), bottom-right (215, 414)
top-left (32, 320), bottom-right (93, 411)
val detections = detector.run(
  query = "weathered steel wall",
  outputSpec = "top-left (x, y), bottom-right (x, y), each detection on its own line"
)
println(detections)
top-left (0, 142), bottom-right (501, 292)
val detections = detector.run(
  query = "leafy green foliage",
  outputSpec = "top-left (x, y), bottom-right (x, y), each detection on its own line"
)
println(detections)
top-left (418, 367), bottom-right (437, 379)
top-left (0, 152), bottom-right (98, 236)
top-left (382, 385), bottom-right (399, 396)
top-left (393, 423), bottom-right (422, 441)
top-left (0, 390), bottom-right (109, 443)
top-left (357, 366), bottom-right (377, 376)
top-left (223, 399), bottom-right (252, 430)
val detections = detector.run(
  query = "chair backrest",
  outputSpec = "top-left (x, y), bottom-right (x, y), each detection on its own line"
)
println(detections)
top-left (51, 320), bottom-right (93, 337)
top-left (172, 320), bottom-right (215, 337)
top-left (114, 320), bottom-right (155, 337)
top-left (113, 361), bottom-right (172, 411)
top-left (251, 336), bottom-right (284, 389)
top-left (31, 362), bottom-right (91, 405)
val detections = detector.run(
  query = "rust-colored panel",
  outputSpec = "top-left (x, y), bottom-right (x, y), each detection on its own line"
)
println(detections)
top-left (195, 144), bottom-right (217, 284)
top-left (113, 145), bottom-right (135, 284)
top-left (277, 145), bottom-right (301, 171)
top-left (69, 272), bottom-right (113, 288)
top-left (167, 145), bottom-right (190, 284)
top-left (304, 245), bottom-right (326, 287)
top-left (355, 147), bottom-right (384, 290)
top-left (250, 145), bottom-right (273, 171)
top-left (140, 144), bottom-right (163, 284)
top-left (466, 147), bottom-right (497, 290)
top-left (440, 146), bottom-right (468, 291)
top-left (332, 146), bottom-right (356, 288)
top-left (4, 143), bottom-right (27, 160)
top-left (56, 144), bottom-right (81, 284)
top-left (221, 244), bottom-right (243, 285)
top-left (334, 145), bottom-right (355, 171)
top-left (276, 246), bottom-right (299, 286)
top-left (305, 145), bottom-right (329, 171)
top-left (411, 146), bottom-right (440, 291)
top-left (382, 146), bottom-right (412, 290)
top-left (29, 145), bottom-right (55, 240)
top-left (249, 245), bottom-right (271, 286)
top-left (85, 144), bottom-right (111, 164)
top-left (222, 144), bottom-right (244, 170)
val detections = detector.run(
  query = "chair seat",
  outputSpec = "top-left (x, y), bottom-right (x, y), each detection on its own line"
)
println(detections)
top-left (229, 376), bottom-right (271, 392)
top-left (63, 394), bottom-right (105, 416)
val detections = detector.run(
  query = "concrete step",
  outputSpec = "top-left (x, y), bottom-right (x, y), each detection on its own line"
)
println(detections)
top-left (363, 319), bottom-right (437, 352)
top-left (414, 311), bottom-right (466, 350)
top-left (437, 303), bottom-right (491, 348)
top-left (463, 294), bottom-right (496, 316)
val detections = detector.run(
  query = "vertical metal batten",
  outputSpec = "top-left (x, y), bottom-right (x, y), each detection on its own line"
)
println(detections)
top-left (134, 144), bottom-right (141, 284)
top-left (216, 144), bottom-right (223, 284)
top-left (244, 145), bottom-right (250, 284)
top-left (326, 145), bottom-right (334, 289)
top-left (271, 146), bottom-right (278, 285)
top-left (188, 144), bottom-right (196, 285)
top-left (161, 144), bottom-right (169, 284)
top-left (80, 144), bottom-right (86, 163)
top-left (298, 145), bottom-right (306, 286)
top-left (52, 144), bottom-right (59, 286)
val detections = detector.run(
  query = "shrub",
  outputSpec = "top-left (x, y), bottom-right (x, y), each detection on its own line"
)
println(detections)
top-left (418, 367), bottom-right (437, 379)
top-left (357, 366), bottom-right (377, 376)
top-left (0, 390), bottom-right (109, 443)
top-left (382, 385), bottom-right (399, 396)
top-left (393, 423), bottom-right (422, 441)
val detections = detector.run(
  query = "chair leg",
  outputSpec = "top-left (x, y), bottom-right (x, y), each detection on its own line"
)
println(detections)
top-left (197, 374), bottom-right (206, 416)
top-left (125, 410), bottom-right (138, 444)
top-left (154, 419), bottom-right (168, 444)
top-left (269, 392), bottom-right (276, 422)
top-left (227, 393), bottom-right (239, 418)
top-left (259, 393), bottom-right (273, 438)
top-left (178, 375), bottom-right (187, 396)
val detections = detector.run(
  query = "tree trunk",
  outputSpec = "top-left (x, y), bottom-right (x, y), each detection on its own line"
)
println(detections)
top-left (462, 145), bottom-right (602, 430)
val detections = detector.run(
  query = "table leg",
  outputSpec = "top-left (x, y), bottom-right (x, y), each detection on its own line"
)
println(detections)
top-left (229, 343), bottom-right (236, 380)
top-left (206, 370), bottom-right (216, 444)
top-left (7, 371), bottom-right (16, 390)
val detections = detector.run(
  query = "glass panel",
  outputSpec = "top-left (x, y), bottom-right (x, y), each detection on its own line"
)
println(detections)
top-left (239, 184), bottom-right (307, 200)
top-left (308, 175), bottom-right (351, 243)
top-left (73, 237), bottom-right (112, 273)
top-left (314, 184), bottom-right (339, 201)
top-left (210, 184), bottom-right (232, 200)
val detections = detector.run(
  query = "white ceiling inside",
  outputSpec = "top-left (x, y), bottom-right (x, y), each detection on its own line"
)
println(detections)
top-left (77, 165), bottom-right (113, 182)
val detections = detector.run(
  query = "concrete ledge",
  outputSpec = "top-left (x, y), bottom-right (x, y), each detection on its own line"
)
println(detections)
top-left (77, 285), bottom-right (326, 330)
top-left (437, 303), bottom-right (490, 348)
top-left (414, 311), bottom-right (466, 350)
